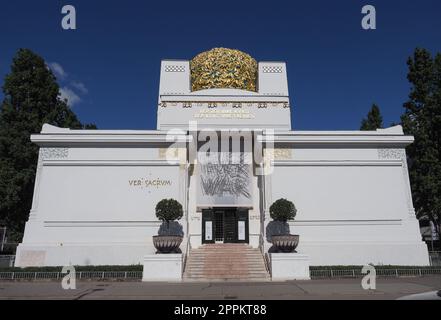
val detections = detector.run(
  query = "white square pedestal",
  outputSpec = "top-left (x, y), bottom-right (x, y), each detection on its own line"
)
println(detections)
top-left (269, 253), bottom-right (311, 281)
top-left (142, 254), bottom-right (182, 282)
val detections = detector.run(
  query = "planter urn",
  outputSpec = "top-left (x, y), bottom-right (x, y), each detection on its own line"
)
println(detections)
top-left (153, 235), bottom-right (183, 253)
top-left (271, 234), bottom-right (299, 253)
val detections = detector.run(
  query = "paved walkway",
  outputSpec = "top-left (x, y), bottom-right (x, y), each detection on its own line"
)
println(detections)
top-left (0, 277), bottom-right (440, 300)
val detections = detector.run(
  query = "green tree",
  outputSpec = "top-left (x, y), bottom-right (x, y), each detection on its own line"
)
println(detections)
top-left (401, 48), bottom-right (441, 239)
top-left (360, 104), bottom-right (383, 130)
top-left (0, 49), bottom-right (96, 239)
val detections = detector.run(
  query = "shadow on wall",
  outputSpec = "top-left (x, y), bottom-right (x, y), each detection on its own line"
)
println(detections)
top-left (158, 221), bottom-right (184, 237)
top-left (266, 220), bottom-right (290, 253)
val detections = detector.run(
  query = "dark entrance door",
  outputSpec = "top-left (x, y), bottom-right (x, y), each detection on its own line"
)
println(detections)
top-left (202, 208), bottom-right (249, 244)
top-left (223, 209), bottom-right (236, 243)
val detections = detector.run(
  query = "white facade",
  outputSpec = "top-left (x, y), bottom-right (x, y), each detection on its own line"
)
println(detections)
top-left (15, 53), bottom-right (430, 267)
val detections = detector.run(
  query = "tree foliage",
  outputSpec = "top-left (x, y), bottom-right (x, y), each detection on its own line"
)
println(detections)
top-left (0, 49), bottom-right (96, 238)
top-left (155, 199), bottom-right (183, 223)
top-left (401, 48), bottom-right (441, 238)
top-left (360, 104), bottom-right (383, 130)
top-left (269, 198), bottom-right (297, 222)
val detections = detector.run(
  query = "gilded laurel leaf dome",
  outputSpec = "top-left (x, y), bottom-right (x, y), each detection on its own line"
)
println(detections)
top-left (190, 48), bottom-right (258, 92)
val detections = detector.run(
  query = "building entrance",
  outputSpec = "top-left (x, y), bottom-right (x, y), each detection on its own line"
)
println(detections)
top-left (202, 208), bottom-right (249, 244)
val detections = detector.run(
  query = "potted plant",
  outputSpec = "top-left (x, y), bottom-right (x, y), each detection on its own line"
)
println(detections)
top-left (153, 198), bottom-right (184, 253)
top-left (269, 198), bottom-right (299, 253)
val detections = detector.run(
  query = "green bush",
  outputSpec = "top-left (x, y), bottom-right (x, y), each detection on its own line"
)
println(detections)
top-left (0, 265), bottom-right (143, 272)
top-left (155, 199), bottom-right (183, 223)
top-left (269, 198), bottom-right (297, 222)
top-left (0, 265), bottom-right (437, 273)
top-left (309, 265), bottom-right (440, 271)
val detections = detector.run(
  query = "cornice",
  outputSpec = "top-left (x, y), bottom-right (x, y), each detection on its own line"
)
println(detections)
top-left (258, 132), bottom-right (414, 147)
top-left (31, 131), bottom-right (192, 147)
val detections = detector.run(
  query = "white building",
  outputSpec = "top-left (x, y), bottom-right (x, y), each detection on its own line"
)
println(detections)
top-left (15, 48), bottom-right (429, 269)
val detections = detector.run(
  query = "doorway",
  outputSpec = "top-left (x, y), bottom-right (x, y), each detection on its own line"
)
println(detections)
top-left (202, 208), bottom-right (249, 244)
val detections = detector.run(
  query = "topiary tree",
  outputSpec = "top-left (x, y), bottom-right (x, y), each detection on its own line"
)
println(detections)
top-left (155, 199), bottom-right (183, 226)
top-left (270, 198), bottom-right (297, 222)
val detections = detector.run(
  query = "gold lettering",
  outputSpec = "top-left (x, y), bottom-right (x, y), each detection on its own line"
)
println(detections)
top-left (129, 178), bottom-right (172, 189)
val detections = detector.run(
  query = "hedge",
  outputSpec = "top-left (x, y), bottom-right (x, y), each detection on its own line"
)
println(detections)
top-left (309, 265), bottom-right (440, 270)
top-left (0, 265), bottom-right (143, 272)
top-left (0, 265), bottom-right (438, 273)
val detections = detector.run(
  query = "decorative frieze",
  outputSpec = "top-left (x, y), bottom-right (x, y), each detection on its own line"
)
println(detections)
top-left (262, 66), bottom-right (283, 73)
top-left (164, 65), bottom-right (186, 72)
top-left (159, 148), bottom-right (179, 160)
top-left (160, 101), bottom-right (289, 108)
top-left (264, 149), bottom-right (293, 160)
top-left (378, 148), bottom-right (415, 216)
top-left (41, 148), bottom-right (69, 160)
top-left (232, 103), bottom-right (242, 108)
top-left (377, 148), bottom-right (406, 160)
top-left (274, 149), bottom-right (292, 160)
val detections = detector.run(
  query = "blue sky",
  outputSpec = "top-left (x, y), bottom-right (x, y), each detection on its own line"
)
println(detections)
top-left (0, 0), bottom-right (440, 130)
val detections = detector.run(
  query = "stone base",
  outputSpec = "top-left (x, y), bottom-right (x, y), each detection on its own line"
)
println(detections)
top-left (269, 253), bottom-right (311, 281)
top-left (15, 243), bottom-right (155, 267)
top-left (296, 242), bottom-right (430, 266)
top-left (142, 254), bottom-right (183, 282)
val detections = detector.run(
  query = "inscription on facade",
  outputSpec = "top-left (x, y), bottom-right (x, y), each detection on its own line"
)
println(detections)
top-left (128, 178), bottom-right (172, 188)
top-left (194, 109), bottom-right (255, 119)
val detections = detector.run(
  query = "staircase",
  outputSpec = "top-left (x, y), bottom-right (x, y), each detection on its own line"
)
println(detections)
top-left (183, 244), bottom-right (270, 281)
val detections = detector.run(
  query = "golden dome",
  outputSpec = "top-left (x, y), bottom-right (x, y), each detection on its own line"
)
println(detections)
top-left (190, 48), bottom-right (257, 92)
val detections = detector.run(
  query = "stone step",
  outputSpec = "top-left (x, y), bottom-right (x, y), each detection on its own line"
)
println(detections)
top-left (193, 250), bottom-right (259, 253)
top-left (185, 272), bottom-right (268, 276)
top-left (186, 261), bottom-right (265, 265)
top-left (187, 252), bottom-right (263, 255)
top-left (185, 269), bottom-right (268, 273)
top-left (183, 279), bottom-right (270, 282)
top-left (196, 245), bottom-right (254, 248)
top-left (186, 252), bottom-right (261, 258)
top-left (186, 259), bottom-right (265, 264)
top-left (184, 279), bottom-right (270, 282)
top-left (186, 264), bottom-right (267, 269)
top-left (183, 245), bottom-right (270, 281)
top-left (188, 255), bottom-right (263, 258)
top-left (185, 273), bottom-right (270, 278)
top-left (184, 275), bottom-right (270, 278)
top-left (186, 270), bottom-right (268, 274)
top-left (191, 249), bottom-right (260, 253)
top-left (186, 263), bottom-right (266, 267)
top-left (187, 262), bottom-right (265, 266)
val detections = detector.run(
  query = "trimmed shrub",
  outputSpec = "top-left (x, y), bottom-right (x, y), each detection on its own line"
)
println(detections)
top-left (270, 198), bottom-right (297, 222)
top-left (155, 199), bottom-right (183, 223)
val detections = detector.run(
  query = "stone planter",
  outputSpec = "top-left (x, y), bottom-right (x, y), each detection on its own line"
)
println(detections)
top-left (153, 235), bottom-right (183, 253)
top-left (271, 234), bottom-right (299, 253)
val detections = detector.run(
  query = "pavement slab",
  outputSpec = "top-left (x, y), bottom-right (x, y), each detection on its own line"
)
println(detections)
top-left (0, 277), bottom-right (440, 300)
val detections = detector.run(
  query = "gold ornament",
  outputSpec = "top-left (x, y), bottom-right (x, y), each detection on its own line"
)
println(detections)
top-left (190, 48), bottom-right (257, 92)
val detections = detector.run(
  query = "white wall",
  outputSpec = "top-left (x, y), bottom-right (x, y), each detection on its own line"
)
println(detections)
top-left (16, 131), bottom-right (189, 267)
top-left (38, 165), bottom-right (180, 222)
top-left (264, 145), bottom-right (430, 266)
top-left (270, 165), bottom-right (407, 221)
